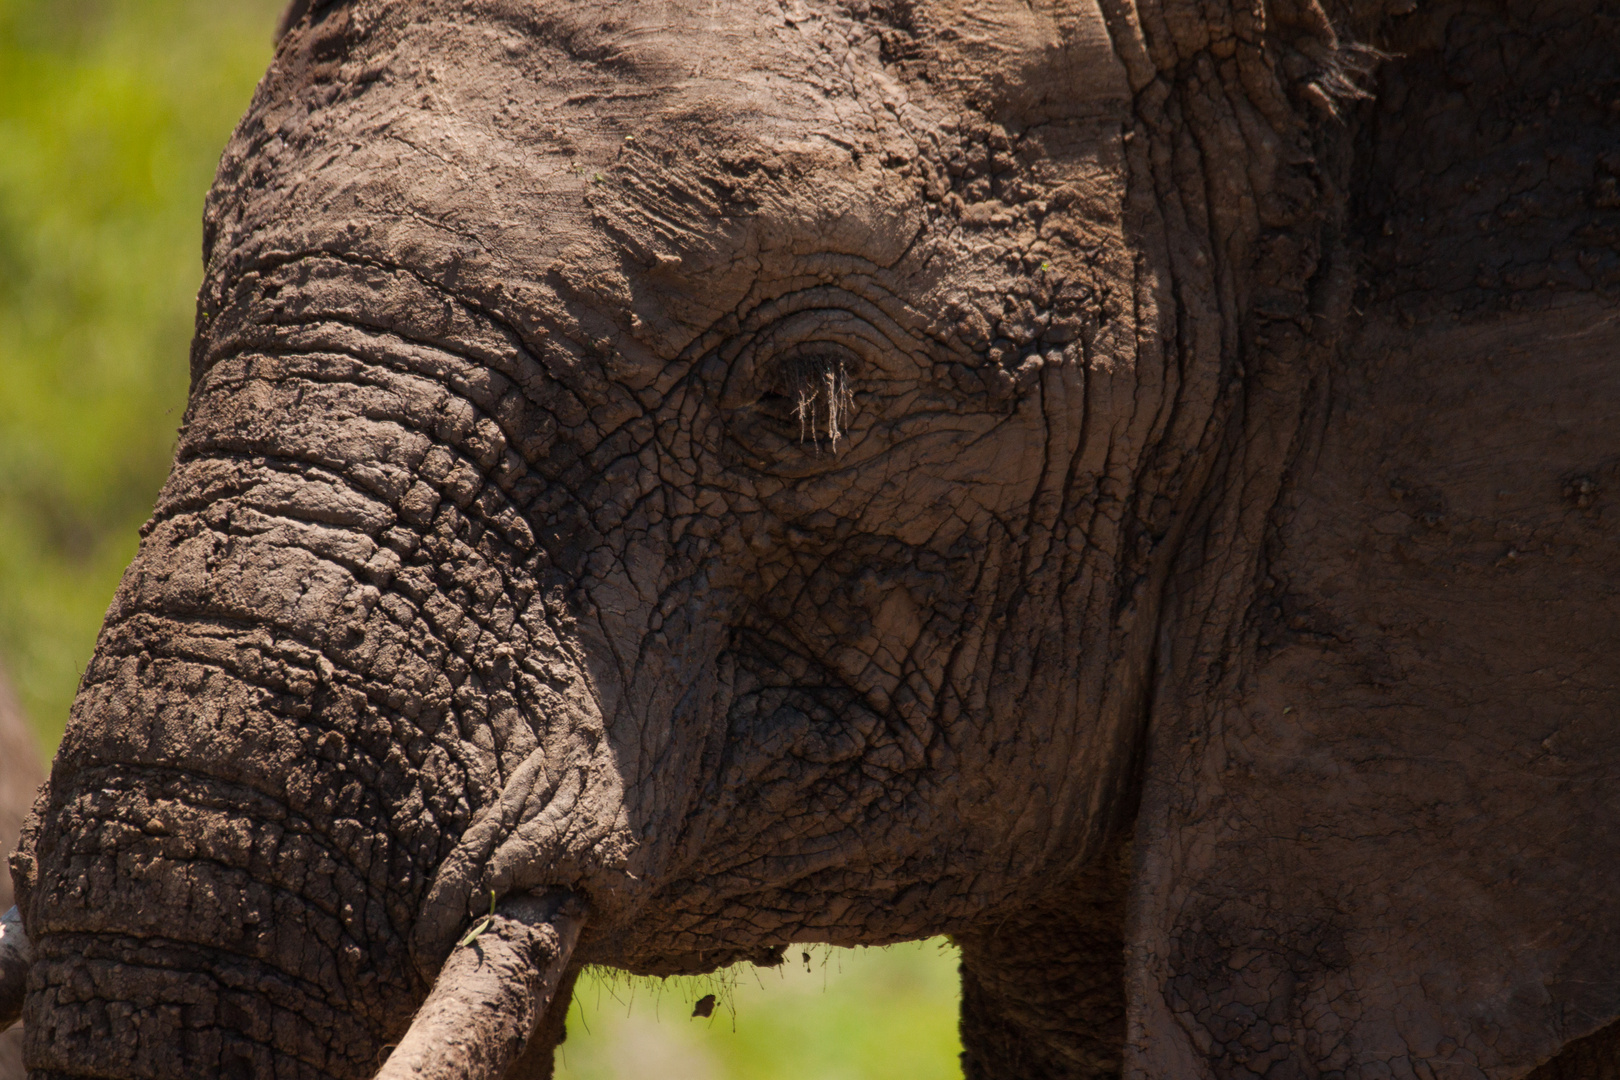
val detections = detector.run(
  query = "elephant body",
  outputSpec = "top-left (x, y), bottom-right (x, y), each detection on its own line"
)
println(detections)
top-left (10, 0), bottom-right (1620, 1077)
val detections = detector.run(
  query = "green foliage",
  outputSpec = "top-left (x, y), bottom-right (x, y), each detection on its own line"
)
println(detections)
top-left (0, 4), bottom-right (966, 1075)
top-left (561, 942), bottom-right (963, 1080)
top-left (0, 0), bottom-right (282, 745)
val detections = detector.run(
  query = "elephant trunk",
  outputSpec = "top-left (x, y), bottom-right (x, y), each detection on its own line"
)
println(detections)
top-left (15, 289), bottom-right (611, 1076)
top-left (20, 785), bottom-right (417, 1078)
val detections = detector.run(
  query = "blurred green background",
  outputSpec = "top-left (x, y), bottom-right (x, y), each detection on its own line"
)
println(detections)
top-left (0, 0), bottom-right (963, 1074)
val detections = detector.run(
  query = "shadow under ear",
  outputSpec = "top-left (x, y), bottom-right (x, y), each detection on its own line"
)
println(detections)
top-left (1124, 657), bottom-right (1620, 1079)
top-left (1120, 315), bottom-right (1620, 1070)
top-left (1530, 1020), bottom-right (1620, 1080)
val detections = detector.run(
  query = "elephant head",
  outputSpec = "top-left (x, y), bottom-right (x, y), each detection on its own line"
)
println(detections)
top-left (10, 0), bottom-right (1620, 1077)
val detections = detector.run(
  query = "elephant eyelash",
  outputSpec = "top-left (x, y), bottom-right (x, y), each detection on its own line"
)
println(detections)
top-left (761, 352), bottom-right (856, 451)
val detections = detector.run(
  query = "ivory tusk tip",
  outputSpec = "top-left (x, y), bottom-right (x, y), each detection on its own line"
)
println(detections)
top-left (374, 889), bottom-right (586, 1080)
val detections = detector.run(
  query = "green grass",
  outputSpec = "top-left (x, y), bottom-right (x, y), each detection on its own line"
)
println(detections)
top-left (560, 942), bottom-right (963, 1080)
top-left (0, 1), bottom-right (966, 1075)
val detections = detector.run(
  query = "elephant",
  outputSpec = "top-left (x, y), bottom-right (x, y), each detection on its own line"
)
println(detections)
top-left (4, 0), bottom-right (1620, 1076)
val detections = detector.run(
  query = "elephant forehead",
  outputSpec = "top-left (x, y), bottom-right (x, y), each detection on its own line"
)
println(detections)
top-left (490, 0), bottom-right (1134, 270)
top-left (459, 1), bottom-right (944, 287)
top-left (232, 0), bottom-right (1139, 391)
top-left (508, 0), bottom-right (1131, 121)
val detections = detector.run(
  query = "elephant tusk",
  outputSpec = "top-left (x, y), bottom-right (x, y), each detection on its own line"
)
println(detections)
top-left (0, 906), bottom-right (32, 1031)
top-left (375, 889), bottom-right (585, 1080)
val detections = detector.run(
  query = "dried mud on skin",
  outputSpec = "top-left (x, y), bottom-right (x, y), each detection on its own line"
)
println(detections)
top-left (11, 0), bottom-right (1620, 1078)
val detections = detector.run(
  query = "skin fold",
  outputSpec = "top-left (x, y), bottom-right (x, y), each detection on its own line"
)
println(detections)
top-left (8, 0), bottom-right (1620, 1077)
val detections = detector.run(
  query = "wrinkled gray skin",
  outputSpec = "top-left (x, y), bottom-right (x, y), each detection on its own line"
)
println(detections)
top-left (12, 0), bottom-right (1620, 1078)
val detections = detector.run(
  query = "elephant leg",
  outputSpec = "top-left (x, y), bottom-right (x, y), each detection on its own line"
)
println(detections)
top-left (956, 847), bottom-right (1129, 1080)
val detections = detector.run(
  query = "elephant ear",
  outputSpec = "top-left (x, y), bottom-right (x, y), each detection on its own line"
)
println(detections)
top-left (1124, 307), bottom-right (1620, 1079)
top-left (1124, 666), bottom-right (1620, 1079)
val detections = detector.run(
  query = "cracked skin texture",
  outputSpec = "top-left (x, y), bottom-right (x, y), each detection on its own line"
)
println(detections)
top-left (9, 0), bottom-right (1620, 1077)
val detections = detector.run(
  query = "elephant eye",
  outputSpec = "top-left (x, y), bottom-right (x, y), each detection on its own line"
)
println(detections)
top-left (753, 350), bottom-right (855, 452)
